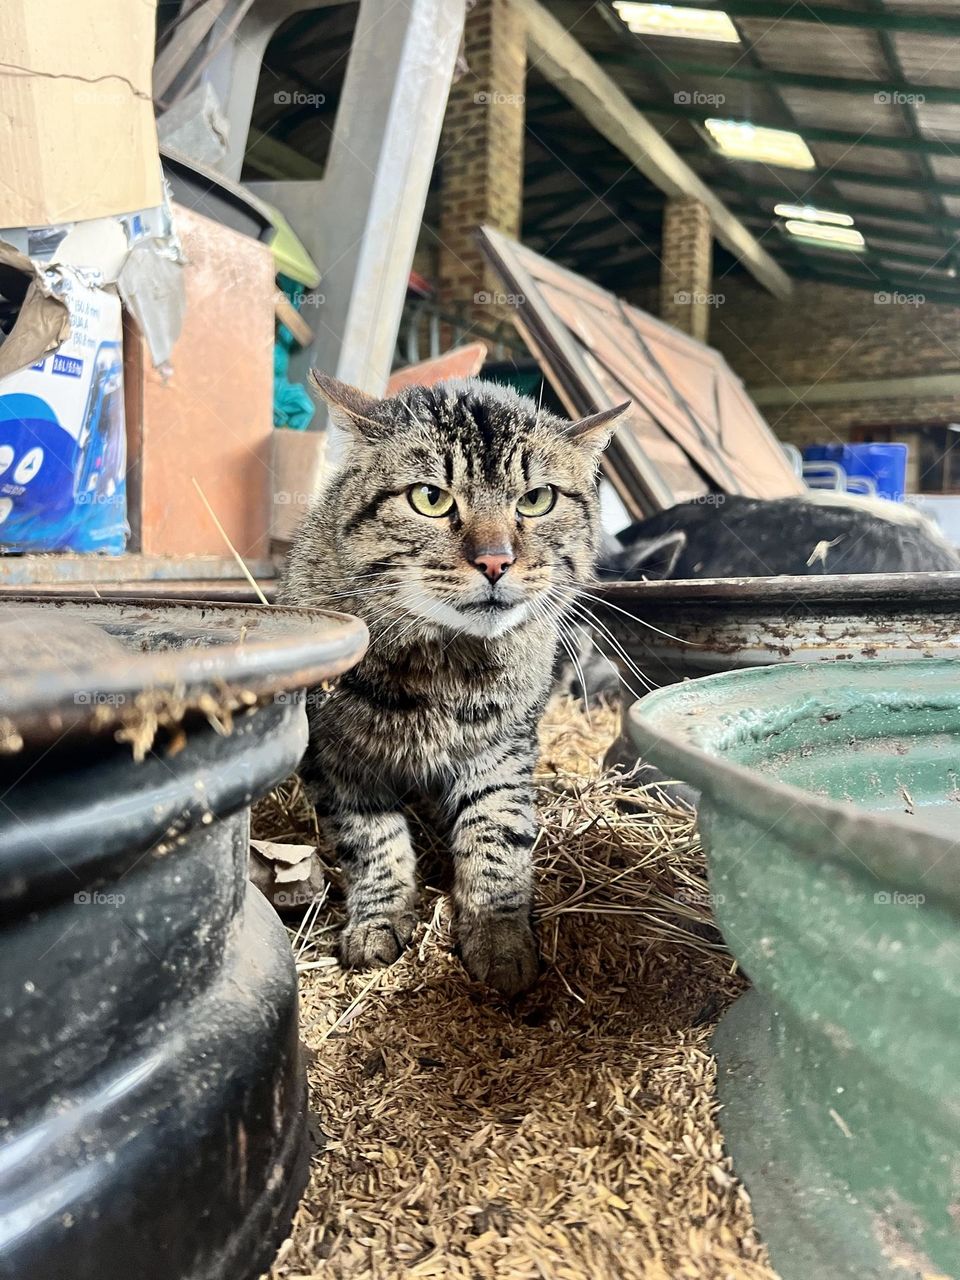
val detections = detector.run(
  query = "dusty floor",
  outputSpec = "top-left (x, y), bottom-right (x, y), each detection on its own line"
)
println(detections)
top-left (258, 698), bottom-right (779, 1280)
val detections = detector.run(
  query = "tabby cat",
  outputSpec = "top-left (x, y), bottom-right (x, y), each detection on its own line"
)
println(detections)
top-left (279, 372), bottom-right (627, 996)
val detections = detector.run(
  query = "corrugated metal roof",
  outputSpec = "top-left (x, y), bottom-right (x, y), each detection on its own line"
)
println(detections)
top-left (929, 154), bottom-right (960, 181)
top-left (741, 20), bottom-right (889, 79)
top-left (868, 236), bottom-right (947, 259)
top-left (523, 0), bottom-right (960, 303)
top-left (884, 1), bottom-right (960, 15)
top-left (892, 33), bottom-right (960, 87)
top-left (779, 88), bottom-right (908, 135)
top-left (832, 181), bottom-right (927, 211)
top-left (916, 102), bottom-right (960, 142)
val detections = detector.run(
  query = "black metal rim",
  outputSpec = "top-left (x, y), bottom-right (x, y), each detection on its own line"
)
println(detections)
top-left (0, 595), bottom-right (368, 746)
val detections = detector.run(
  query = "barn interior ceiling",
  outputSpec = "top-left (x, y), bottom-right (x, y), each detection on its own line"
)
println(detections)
top-left (240, 0), bottom-right (960, 304)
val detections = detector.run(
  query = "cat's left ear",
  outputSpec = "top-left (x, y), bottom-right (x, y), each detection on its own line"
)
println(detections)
top-left (308, 370), bottom-right (384, 440)
top-left (566, 401), bottom-right (632, 454)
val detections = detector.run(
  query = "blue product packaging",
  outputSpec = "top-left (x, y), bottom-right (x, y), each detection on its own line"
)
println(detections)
top-left (0, 267), bottom-right (128, 553)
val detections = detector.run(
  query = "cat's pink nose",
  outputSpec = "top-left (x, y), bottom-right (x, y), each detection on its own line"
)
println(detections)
top-left (473, 548), bottom-right (515, 583)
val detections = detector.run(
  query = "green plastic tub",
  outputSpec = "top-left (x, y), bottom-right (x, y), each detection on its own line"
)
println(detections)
top-left (629, 660), bottom-right (960, 1280)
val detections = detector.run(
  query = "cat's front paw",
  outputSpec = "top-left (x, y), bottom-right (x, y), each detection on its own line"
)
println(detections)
top-left (458, 912), bottom-right (539, 997)
top-left (340, 910), bottom-right (417, 969)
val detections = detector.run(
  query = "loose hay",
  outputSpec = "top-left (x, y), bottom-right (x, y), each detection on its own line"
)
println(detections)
top-left (255, 696), bottom-right (778, 1280)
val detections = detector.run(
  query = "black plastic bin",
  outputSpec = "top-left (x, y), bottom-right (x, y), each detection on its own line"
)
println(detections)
top-left (0, 598), bottom-right (367, 1280)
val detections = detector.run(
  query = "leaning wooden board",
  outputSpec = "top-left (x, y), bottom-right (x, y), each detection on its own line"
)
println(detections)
top-left (479, 226), bottom-right (804, 519)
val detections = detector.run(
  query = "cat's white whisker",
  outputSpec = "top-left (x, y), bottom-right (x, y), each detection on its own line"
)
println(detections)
top-left (536, 580), bottom-right (657, 696)
top-left (565, 615), bottom-right (654, 702)
top-left (562, 599), bottom-right (658, 694)
top-left (578, 589), bottom-right (698, 646)
top-left (527, 595), bottom-right (594, 727)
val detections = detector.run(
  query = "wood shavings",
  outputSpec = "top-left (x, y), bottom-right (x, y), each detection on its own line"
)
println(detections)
top-left (253, 695), bottom-right (778, 1280)
top-left (111, 682), bottom-right (259, 762)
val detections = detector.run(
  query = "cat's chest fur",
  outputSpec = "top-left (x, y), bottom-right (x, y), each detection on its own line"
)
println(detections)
top-left (308, 621), bottom-right (556, 782)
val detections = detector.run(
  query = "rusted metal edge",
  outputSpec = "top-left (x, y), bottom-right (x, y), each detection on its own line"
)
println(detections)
top-left (598, 570), bottom-right (960, 604)
top-left (0, 581), bottom-right (278, 603)
top-left (0, 595), bottom-right (368, 750)
top-left (0, 554), bottom-right (280, 586)
top-left (590, 572), bottom-right (960, 690)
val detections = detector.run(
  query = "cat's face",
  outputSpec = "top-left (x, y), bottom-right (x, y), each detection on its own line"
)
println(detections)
top-left (312, 374), bottom-right (627, 640)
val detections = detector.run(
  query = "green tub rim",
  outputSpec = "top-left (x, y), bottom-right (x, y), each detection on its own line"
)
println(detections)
top-left (627, 659), bottom-right (960, 915)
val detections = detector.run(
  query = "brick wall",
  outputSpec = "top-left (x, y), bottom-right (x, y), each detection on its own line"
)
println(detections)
top-left (710, 277), bottom-right (960, 448)
top-left (437, 0), bottom-right (526, 324)
top-left (659, 196), bottom-right (713, 342)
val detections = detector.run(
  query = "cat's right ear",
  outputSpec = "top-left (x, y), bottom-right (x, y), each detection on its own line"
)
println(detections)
top-left (308, 370), bottom-right (384, 440)
top-left (566, 400), bottom-right (631, 454)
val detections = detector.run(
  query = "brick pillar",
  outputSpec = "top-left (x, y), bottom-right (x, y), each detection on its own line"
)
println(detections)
top-left (437, 0), bottom-right (526, 327)
top-left (659, 196), bottom-right (713, 343)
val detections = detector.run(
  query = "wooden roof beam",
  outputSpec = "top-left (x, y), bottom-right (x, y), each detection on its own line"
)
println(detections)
top-left (667, 148), bottom-right (960, 199)
top-left (517, 0), bottom-right (792, 299)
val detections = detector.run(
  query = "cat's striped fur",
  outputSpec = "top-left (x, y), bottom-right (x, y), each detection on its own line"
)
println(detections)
top-left (279, 373), bottom-right (626, 996)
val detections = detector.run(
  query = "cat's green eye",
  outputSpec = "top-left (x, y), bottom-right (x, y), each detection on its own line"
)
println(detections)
top-left (517, 485), bottom-right (557, 518)
top-left (408, 483), bottom-right (455, 518)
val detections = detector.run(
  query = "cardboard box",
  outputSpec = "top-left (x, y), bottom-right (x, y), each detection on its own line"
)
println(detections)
top-left (270, 428), bottom-right (329, 543)
top-left (124, 206), bottom-right (273, 559)
top-left (0, 0), bottom-right (161, 226)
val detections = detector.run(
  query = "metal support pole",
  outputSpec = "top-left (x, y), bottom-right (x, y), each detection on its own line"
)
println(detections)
top-left (305, 0), bottom-right (466, 430)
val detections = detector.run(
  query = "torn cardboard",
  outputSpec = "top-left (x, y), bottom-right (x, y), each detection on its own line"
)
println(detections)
top-left (117, 238), bottom-right (186, 372)
top-left (0, 195), bottom-right (189, 553)
top-left (1, 190), bottom-right (187, 373)
top-left (0, 244), bottom-right (69, 381)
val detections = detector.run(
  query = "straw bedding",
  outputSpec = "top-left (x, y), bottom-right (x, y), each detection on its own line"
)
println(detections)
top-left (255, 696), bottom-right (779, 1280)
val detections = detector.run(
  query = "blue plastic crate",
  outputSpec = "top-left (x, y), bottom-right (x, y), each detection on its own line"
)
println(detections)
top-left (803, 443), bottom-right (908, 502)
